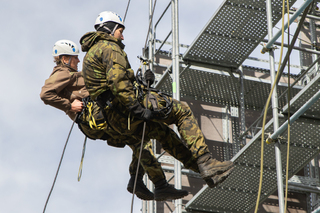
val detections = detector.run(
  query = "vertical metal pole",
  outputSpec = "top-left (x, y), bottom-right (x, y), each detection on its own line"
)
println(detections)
top-left (310, 2), bottom-right (319, 74)
top-left (266, 1), bottom-right (285, 212)
top-left (313, 157), bottom-right (319, 210)
top-left (148, 1), bottom-right (155, 213)
top-left (311, 158), bottom-right (318, 209)
top-left (305, 164), bottom-right (312, 213)
top-left (148, 0), bottom-right (154, 72)
top-left (222, 106), bottom-right (230, 160)
top-left (239, 65), bottom-right (246, 147)
top-left (172, 0), bottom-right (182, 212)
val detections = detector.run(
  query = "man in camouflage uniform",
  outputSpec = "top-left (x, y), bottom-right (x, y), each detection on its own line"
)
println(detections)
top-left (77, 97), bottom-right (200, 201)
top-left (80, 11), bottom-right (234, 190)
top-left (41, 39), bottom-right (193, 201)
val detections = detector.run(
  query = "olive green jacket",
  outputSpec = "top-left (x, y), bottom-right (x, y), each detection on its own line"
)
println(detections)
top-left (80, 31), bottom-right (144, 116)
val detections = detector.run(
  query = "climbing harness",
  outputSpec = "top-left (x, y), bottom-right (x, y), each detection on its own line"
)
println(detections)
top-left (96, 90), bottom-right (115, 109)
top-left (77, 96), bottom-right (108, 134)
top-left (43, 117), bottom-right (77, 213)
top-left (148, 91), bottom-right (173, 119)
top-left (134, 68), bottom-right (173, 120)
top-left (95, 90), bottom-right (133, 131)
top-left (87, 101), bottom-right (107, 130)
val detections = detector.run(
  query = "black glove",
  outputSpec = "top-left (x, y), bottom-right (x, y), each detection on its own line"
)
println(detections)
top-left (141, 109), bottom-right (153, 121)
top-left (144, 69), bottom-right (155, 85)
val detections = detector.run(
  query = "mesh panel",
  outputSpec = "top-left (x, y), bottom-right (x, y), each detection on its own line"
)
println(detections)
top-left (183, 0), bottom-right (297, 68)
top-left (186, 76), bottom-right (320, 213)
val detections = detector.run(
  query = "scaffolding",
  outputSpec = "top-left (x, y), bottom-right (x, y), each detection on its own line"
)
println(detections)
top-left (143, 0), bottom-right (320, 212)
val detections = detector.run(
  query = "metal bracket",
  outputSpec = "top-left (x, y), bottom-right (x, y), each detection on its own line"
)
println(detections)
top-left (266, 133), bottom-right (285, 145)
top-left (260, 43), bottom-right (278, 54)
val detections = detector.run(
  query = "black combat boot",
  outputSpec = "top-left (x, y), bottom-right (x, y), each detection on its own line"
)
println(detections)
top-left (197, 153), bottom-right (234, 186)
top-left (154, 179), bottom-right (188, 201)
top-left (127, 175), bottom-right (154, 200)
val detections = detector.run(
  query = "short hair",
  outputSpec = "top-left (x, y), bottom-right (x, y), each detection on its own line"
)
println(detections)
top-left (53, 55), bottom-right (70, 66)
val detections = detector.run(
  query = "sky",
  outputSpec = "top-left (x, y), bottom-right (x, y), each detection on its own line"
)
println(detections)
top-left (0, 0), bottom-right (308, 213)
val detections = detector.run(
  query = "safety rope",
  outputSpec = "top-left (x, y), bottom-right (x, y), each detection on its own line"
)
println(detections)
top-left (43, 118), bottom-right (76, 213)
top-left (77, 136), bottom-right (88, 182)
top-left (254, 0), bottom-right (287, 212)
top-left (123, 0), bottom-right (132, 22)
top-left (284, 0), bottom-right (291, 211)
top-left (130, 81), bottom-right (151, 213)
top-left (87, 102), bottom-right (107, 130)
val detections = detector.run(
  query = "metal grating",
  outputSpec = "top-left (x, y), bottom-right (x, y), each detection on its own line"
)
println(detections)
top-left (185, 74), bottom-right (320, 213)
top-left (282, 74), bottom-right (320, 119)
top-left (289, 175), bottom-right (320, 191)
top-left (183, 0), bottom-right (297, 68)
top-left (156, 64), bottom-right (302, 111)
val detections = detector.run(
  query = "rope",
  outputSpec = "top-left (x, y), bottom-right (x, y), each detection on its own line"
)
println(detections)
top-left (130, 81), bottom-right (151, 213)
top-left (123, 0), bottom-right (132, 22)
top-left (77, 136), bottom-right (88, 182)
top-left (239, 3), bottom-right (312, 141)
top-left (87, 102), bottom-right (107, 130)
top-left (284, 0), bottom-right (292, 211)
top-left (42, 118), bottom-right (76, 213)
top-left (254, 0), bottom-right (287, 212)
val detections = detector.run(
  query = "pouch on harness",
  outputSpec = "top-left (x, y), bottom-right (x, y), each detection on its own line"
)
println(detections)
top-left (76, 96), bottom-right (109, 140)
top-left (135, 69), bottom-right (173, 120)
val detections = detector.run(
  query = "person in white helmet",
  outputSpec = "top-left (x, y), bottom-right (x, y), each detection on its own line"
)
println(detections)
top-left (80, 11), bottom-right (234, 193)
top-left (40, 39), bottom-right (202, 201)
top-left (41, 40), bottom-right (84, 118)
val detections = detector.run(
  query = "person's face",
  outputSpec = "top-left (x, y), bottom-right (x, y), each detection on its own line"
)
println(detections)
top-left (114, 27), bottom-right (124, 40)
top-left (63, 55), bottom-right (80, 70)
top-left (70, 56), bottom-right (80, 70)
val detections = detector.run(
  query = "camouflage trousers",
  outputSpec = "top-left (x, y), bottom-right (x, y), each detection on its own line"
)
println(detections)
top-left (78, 100), bottom-right (199, 183)
top-left (111, 91), bottom-right (211, 161)
top-left (146, 92), bottom-right (211, 159)
top-left (127, 121), bottom-right (201, 183)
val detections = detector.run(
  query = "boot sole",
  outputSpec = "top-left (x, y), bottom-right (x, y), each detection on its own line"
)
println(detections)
top-left (154, 191), bottom-right (188, 201)
top-left (205, 166), bottom-right (234, 188)
top-left (200, 163), bottom-right (234, 179)
top-left (127, 186), bottom-right (154, 201)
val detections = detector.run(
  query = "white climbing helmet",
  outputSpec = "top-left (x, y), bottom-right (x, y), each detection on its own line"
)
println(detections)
top-left (52, 39), bottom-right (79, 56)
top-left (94, 11), bottom-right (125, 30)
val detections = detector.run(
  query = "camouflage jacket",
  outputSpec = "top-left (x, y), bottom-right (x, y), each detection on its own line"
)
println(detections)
top-left (80, 31), bottom-right (144, 116)
top-left (40, 65), bottom-right (89, 120)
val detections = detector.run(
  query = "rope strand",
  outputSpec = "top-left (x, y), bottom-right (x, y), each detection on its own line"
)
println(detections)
top-left (130, 81), bottom-right (151, 213)
top-left (43, 118), bottom-right (76, 213)
top-left (123, 0), bottom-right (132, 22)
top-left (78, 136), bottom-right (88, 182)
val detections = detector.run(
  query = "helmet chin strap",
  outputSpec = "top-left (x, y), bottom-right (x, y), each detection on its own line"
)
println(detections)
top-left (61, 56), bottom-right (72, 67)
top-left (67, 56), bottom-right (72, 66)
top-left (99, 23), bottom-right (119, 35)
top-left (101, 25), bottom-right (111, 33)
top-left (111, 24), bottom-right (119, 36)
